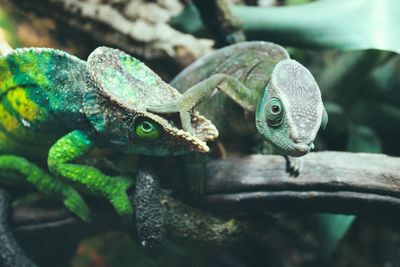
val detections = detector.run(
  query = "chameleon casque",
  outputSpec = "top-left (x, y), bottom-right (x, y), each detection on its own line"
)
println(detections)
top-left (151, 41), bottom-right (327, 174)
top-left (0, 47), bottom-right (218, 227)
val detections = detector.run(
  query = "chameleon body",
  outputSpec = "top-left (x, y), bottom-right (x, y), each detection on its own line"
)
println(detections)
top-left (170, 41), bottom-right (350, 259)
top-left (0, 47), bottom-right (218, 222)
top-left (152, 41), bottom-right (327, 171)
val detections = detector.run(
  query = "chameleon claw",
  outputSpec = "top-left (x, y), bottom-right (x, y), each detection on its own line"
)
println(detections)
top-left (285, 156), bottom-right (303, 177)
top-left (108, 176), bottom-right (135, 220)
top-left (62, 186), bottom-right (92, 222)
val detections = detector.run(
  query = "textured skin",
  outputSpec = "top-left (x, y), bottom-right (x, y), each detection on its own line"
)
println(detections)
top-left (171, 41), bottom-right (326, 158)
top-left (0, 47), bottom-right (218, 222)
top-left (255, 58), bottom-right (324, 156)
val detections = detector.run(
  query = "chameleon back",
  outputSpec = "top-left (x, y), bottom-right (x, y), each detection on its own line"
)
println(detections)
top-left (171, 41), bottom-right (289, 137)
top-left (0, 48), bottom-right (89, 157)
top-left (87, 47), bottom-right (184, 110)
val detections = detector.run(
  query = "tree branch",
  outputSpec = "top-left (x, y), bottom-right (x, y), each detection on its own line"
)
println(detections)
top-left (12, 151), bottom-right (400, 241)
top-left (199, 151), bottom-right (400, 216)
top-left (6, 151), bottom-right (399, 264)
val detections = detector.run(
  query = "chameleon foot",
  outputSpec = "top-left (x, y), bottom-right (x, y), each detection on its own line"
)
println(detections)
top-left (62, 186), bottom-right (91, 222)
top-left (108, 176), bottom-right (135, 222)
top-left (285, 156), bottom-right (303, 177)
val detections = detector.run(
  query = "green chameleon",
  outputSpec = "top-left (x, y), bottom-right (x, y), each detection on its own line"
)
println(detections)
top-left (0, 46), bottom-right (218, 224)
top-left (150, 41), bottom-right (328, 175)
top-left (168, 41), bottom-right (350, 258)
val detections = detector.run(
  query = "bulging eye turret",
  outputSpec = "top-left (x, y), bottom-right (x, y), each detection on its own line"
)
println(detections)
top-left (134, 117), bottom-right (161, 139)
top-left (265, 97), bottom-right (284, 127)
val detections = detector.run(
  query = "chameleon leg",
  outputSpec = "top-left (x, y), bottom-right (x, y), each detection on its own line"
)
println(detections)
top-left (0, 155), bottom-right (91, 221)
top-left (47, 130), bottom-right (134, 221)
top-left (0, 187), bottom-right (38, 267)
top-left (147, 74), bottom-right (255, 132)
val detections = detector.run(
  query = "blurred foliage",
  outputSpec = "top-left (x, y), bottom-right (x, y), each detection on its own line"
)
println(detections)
top-left (0, 7), bottom-right (18, 47)
top-left (173, 0), bottom-right (400, 53)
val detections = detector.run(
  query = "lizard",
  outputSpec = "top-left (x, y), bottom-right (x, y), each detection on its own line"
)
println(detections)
top-left (148, 41), bottom-right (327, 176)
top-left (158, 41), bottom-right (353, 260)
top-left (0, 46), bottom-right (219, 231)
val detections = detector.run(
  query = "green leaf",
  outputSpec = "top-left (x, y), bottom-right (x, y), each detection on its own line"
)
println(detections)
top-left (172, 0), bottom-right (400, 52)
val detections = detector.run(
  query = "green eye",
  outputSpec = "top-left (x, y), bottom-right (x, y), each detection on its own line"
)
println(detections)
top-left (135, 119), bottom-right (160, 139)
top-left (265, 98), bottom-right (284, 126)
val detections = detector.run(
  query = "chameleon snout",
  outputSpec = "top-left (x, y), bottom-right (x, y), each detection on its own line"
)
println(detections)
top-left (293, 143), bottom-right (311, 154)
top-left (290, 141), bottom-right (315, 157)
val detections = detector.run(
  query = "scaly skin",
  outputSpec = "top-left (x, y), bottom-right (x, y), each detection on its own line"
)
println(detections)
top-left (0, 47), bottom-right (218, 222)
top-left (169, 41), bottom-right (347, 259)
top-left (161, 41), bottom-right (328, 174)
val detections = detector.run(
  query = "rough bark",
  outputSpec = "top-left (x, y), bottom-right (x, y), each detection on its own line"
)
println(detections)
top-left (12, 151), bottom-right (400, 241)
top-left (4, 151), bottom-right (399, 265)
top-left (192, 0), bottom-right (246, 47)
top-left (201, 152), bottom-right (400, 216)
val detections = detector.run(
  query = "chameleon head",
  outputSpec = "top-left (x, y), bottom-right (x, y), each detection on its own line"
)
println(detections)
top-left (84, 46), bottom-right (218, 157)
top-left (84, 101), bottom-right (215, 157)
top-left (255, 59), bottom-right (327, 157)
top-left (127, 112), bottom-right (217, 156)
top-left (121, 111), bottom-right (215, 156)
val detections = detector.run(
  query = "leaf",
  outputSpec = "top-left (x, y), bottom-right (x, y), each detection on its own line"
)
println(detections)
top-left (172, 0), bottom-right (400, 53)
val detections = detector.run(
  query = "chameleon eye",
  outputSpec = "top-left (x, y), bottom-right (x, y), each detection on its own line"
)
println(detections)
top-left (134, 118), bottom-right (160, 139)
top-left (265, 98), bottom-right (283, 127)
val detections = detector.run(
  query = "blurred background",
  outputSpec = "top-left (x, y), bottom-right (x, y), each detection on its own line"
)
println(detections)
top-left (1, 0), bottom-right (400, 266)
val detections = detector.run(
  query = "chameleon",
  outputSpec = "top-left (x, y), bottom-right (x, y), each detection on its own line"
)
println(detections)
top-left (148, 41), bottom-right (328, 174)
top-left (0, 46), bottom-right (219, 226)
top-left (163, 41), bottom-right (352, 260)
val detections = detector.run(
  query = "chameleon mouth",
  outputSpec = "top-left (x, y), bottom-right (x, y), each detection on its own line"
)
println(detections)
top-left (293, 144), bottom-right (310, 154)
top-left (289, 142), bottom-right (314, 157)
top-left (167, 127), bottom-right (210, 153)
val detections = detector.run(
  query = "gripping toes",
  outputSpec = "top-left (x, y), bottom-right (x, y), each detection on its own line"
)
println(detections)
top-left (62, 186), bottom-right (91, 222)
top-left (285, 156), bottom-right (304, 177)
top-left (107, 176), bottom-right (134, 221)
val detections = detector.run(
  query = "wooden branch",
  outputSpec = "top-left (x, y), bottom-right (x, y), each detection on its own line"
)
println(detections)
top-left (12, 194), bottom-right (243, 246)
top-left (199, 151), bottom-right (400, 216)
top-left (0, 188), bottom-right (37, 267)
top-left (192, 0), bottom-right (246, 47)
top-left (7, 151), bottom-right (400, 264)
top-left (12, 151), bottom-right (400, 239)
top-left (11, 194), bottom-right (243, 266)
